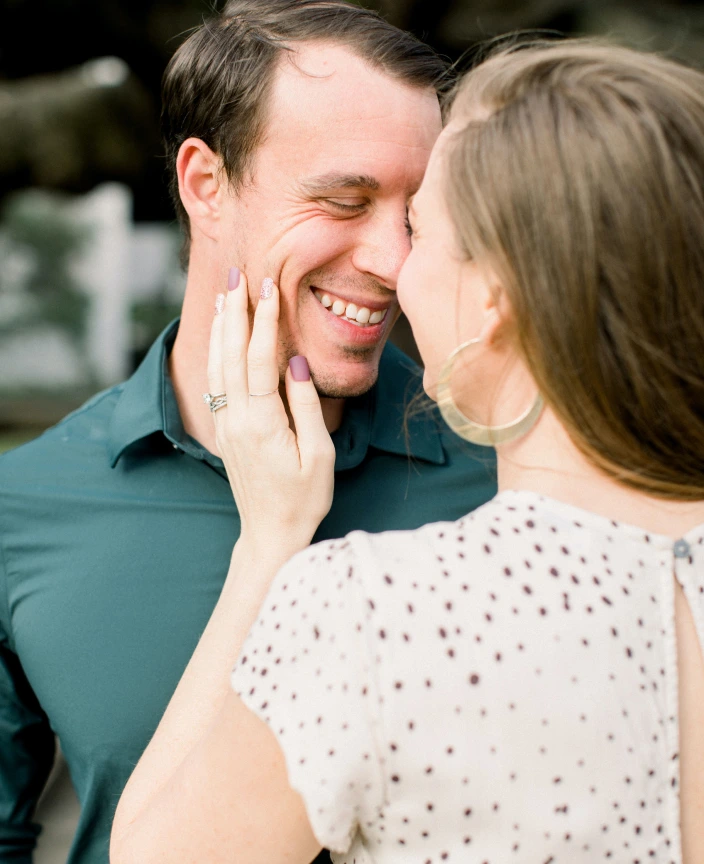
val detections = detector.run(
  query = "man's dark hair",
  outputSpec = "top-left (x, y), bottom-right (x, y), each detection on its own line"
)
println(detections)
top-left (161, 0), bottom-right (448, 266)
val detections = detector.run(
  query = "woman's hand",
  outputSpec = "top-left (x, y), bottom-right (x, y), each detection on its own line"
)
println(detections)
top-left (207, 268), bottom-right (336, 555)
top-left (110, 267), bottom-right (334, 864)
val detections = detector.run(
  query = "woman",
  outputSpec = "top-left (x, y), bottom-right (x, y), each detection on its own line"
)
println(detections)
top-left (111, 39), bottom-right (704, 863)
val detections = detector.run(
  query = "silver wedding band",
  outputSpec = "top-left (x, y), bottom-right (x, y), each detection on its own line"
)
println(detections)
top-left (249, 389), bottom-right (279, 397)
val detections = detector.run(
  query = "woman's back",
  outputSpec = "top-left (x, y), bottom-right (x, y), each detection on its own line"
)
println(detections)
top-left (232, 490), bottom-right (704, 863)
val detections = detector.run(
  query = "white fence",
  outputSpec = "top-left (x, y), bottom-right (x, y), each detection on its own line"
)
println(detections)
top-left (0, 183), bottom-right (185, 391)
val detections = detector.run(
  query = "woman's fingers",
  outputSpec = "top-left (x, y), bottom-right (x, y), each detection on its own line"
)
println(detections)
top-left (285, 357), bottom-right (336, 471)
top-left (206, 268), bottom-right (249, 427)
top-left (246, 278), bottom-right (287, 418)
top-left (206, 290), bottom-right (227, 410)
top-left (221, 268), bottom-right (251, 415)
top-left (205, 270), bottom-right (335, 547)
top-left (209, 271), bottom-right (328, 475)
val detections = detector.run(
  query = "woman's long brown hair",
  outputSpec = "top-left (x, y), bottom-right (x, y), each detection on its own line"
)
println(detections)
top-left (445, 40), bottom-right (704, 499)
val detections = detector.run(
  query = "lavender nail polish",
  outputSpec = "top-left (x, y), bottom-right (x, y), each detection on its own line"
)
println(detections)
top-left (289, 355), bottom-right (310, 382)
top-left (260, 277), bottom-right (274, 300)
top-left (228, 267), bottom-right (240, 291)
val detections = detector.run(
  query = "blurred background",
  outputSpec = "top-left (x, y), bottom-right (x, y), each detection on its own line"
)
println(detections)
top-left (2, 0), bottom-right (704, 861)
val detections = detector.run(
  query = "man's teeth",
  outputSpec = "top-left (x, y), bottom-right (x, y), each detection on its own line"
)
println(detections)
top-left (315, 291), bottom-right (387, 325)
top-left (355, 306), bottom-right (371, 325)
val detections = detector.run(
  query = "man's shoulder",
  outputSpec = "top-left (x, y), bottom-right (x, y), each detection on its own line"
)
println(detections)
top-left (0, 384), bottom-right (124, 484)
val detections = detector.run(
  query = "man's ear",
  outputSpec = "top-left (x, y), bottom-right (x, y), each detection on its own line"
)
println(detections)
top-left (176, 137), bottom-right (223, 242)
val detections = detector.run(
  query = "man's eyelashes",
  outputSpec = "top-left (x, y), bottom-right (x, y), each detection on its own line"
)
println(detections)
top-left (323, 199), bottom-right (414, 238)
top-left (404, 210), bottom-right (414, 238)
top-left (323, 199), bottom-right (368, 212)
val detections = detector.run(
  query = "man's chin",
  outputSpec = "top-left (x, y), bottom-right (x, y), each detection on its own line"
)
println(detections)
top-left (280, 339), bottom-right (384, 399)
top-left (310, 367), bottom-right (379, 400)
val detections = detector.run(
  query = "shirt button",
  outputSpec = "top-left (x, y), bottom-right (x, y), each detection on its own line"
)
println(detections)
top-left (673, 539), bottom-right (690, 559)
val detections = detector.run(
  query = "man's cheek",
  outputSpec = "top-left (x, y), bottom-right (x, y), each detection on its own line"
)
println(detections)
top-left (277, 278), bottom-right (321, 347)
top-left (267, 214), bottom-right (356, 276)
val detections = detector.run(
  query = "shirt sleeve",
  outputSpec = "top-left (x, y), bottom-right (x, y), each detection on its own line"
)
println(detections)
top-left (230, 534), bottom-right (386, 855)
top-left (0, 530), bottom-right (56, 864)
top-left (0, 624), bottom-right (56, 863)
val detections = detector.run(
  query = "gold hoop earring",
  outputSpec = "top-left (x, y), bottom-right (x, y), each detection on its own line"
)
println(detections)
top-left (436, 337), bottom-right (544, 447)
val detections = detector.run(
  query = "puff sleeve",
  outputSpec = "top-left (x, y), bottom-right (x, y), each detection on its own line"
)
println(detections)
top-left (231, 534), bottom-right (386, 854)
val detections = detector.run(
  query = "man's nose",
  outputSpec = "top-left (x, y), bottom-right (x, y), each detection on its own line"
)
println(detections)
top-left (350, 212), bottom-right (411, 290)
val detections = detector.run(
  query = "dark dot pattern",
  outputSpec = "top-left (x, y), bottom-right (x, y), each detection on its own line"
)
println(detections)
top-left (231, 490), bottom-right (704, 863)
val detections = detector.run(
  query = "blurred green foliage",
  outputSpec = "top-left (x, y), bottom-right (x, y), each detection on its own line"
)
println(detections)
top-left (1, 190), bottom-right (92, 340)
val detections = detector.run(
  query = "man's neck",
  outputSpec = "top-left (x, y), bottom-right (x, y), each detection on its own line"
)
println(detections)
top-left (319, 397), bottom-right (345, 434)
top-left (168, 279), bottom-right (217, 452)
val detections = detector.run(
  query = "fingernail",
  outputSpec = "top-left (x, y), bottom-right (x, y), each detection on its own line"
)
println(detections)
top-left (260, 277), bottom-right (274, 300)
top-left (228, 267), bottom-right (240, 291)
top-left (289, 355), bottom-right (310, 382)
top-left (215, 293), bottom-right (225, 315)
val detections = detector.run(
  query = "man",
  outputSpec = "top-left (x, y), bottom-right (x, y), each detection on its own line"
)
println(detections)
top-left (0, 2), bottom-right (496, 862)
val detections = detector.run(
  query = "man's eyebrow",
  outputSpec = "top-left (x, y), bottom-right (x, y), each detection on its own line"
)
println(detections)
top-left (299, 173), bottom-right (381, 194)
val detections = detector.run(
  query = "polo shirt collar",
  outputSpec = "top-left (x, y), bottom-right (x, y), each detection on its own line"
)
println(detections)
top-left (360, 342), bottom-right (444, 467)
top-left (108, 320), bottom-right (196, 468)
top-left (107, 320), bottom-right (445, 470)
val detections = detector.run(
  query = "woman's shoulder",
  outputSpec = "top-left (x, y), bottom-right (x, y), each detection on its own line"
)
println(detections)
top-left (296, 490), bottom-right (613, 591)
top-left (293, 494), bottom-right (513, 588)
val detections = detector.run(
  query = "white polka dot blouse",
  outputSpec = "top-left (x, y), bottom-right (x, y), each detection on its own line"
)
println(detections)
top-left (231, 489), bottom-right (704, 863)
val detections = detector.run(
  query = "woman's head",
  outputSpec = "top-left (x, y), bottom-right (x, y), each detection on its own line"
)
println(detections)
top-left (398, 39), bottom-right (704, 500)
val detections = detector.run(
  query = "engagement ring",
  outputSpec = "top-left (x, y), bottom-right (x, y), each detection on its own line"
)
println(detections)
top-left (203, 392), bottom-right (228, 412)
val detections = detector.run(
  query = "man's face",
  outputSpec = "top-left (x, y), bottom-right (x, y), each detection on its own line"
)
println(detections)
top-left (220, 42), bottom-right (442, 398)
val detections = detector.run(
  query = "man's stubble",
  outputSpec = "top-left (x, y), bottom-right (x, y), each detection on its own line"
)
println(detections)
top-left (278, 335), bottom-right (381, 399)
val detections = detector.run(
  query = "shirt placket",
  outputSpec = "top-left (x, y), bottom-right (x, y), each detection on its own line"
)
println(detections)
top-left (665, 536), bottom-right (701, 864)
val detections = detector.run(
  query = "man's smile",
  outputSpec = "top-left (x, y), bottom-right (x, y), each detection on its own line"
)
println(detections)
top-left (308, 286), bottom-right (396, 346)
top-left (311, 287), bottom-right (390, 326)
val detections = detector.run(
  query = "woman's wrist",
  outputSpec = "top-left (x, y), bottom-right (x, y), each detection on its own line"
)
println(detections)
top-left (229, 530), bottom-right (311, 582)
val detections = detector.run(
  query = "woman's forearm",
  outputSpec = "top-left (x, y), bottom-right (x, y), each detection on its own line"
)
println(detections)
top-left (110, 537), bottom-right (300, 852)
top-left (111, 273), bottom-right (334, 862)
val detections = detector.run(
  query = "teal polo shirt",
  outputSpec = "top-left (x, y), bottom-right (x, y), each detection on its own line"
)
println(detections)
top-left (0, 320), bottom-right (496, 864)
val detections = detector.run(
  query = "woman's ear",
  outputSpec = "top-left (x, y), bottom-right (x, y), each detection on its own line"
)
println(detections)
top-left (176, 137), bottom-right (223, 242)
top-left (479, 306), bottom-right (502, 345)
top-left (477, 270), bottom-right (512, 347)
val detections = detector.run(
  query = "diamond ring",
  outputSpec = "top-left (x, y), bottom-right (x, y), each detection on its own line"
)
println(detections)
top-left (203, 392), bottom-right (227, 412)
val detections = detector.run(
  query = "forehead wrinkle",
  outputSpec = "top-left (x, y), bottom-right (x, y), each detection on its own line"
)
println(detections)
top-left (299, 172), bottom-right (381, 195)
